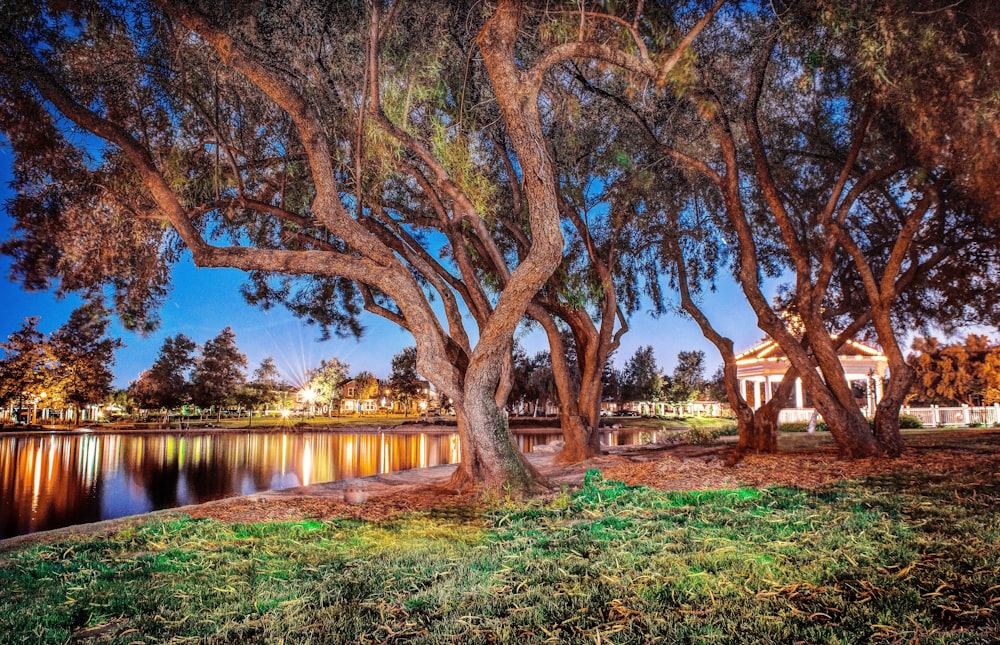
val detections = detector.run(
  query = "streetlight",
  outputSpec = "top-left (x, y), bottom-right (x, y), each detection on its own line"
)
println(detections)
top-left (300, 386), bottom-right (317, 417)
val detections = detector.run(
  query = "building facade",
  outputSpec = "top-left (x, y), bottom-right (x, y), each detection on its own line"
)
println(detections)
top-left (735, 338), bottom-right (889, 421)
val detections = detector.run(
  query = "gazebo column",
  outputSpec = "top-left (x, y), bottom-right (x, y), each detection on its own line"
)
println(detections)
top-left (794, 378), bottom-right (804, 409)
top-left (874, 375), bottom-right (884, 404)
top-left (755, 380), bottom-right (764, 410)
top-left (764, 375), bottom-right (773, 404)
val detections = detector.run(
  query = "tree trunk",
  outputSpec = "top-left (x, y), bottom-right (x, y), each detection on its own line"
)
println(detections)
top-left (556, 413), bottom-right (594, 464)
top-left (748, 400), bottom-right (780, 453)
top-left (815, 397), bottom-right (883, 457)
top-left (527, 304), bottom-right (601, 464)
top-left (445, 336), bottom-right (549, 494)
top-left (447, 386), bottom-right (549, 494)
top-left (872, 361), bottom-right (912, 457)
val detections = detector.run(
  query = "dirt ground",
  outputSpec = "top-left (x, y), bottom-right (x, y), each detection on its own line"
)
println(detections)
top-left (179, 428), bottom-right (1000, 525)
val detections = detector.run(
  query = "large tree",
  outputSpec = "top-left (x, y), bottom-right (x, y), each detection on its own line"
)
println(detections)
top-left (0, 0), bottom-right (722, 491)
top-left (190, 326), bottom-right (247, 419)
top-left (582, 2), bottom-right (999, 458)
top-left (130, 334), bottom-right (197, 422)
top-left (0, 317), bottom-right (51, 422)
top-left (47, 301), bottom-right (122, 423)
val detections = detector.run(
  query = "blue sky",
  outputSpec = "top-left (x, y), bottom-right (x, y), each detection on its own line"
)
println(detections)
top-left (0, 145), bottom-right (766, 390)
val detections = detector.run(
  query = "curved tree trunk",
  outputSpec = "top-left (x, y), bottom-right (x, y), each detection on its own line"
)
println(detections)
top-left (746, 375), bottom-right (793, 454)
top-left (446, 345), bottom-right (549, 493)
top-left (527, 304), bottom-right (601, 464)
top-left (872, 360), bottom-right (912, 457)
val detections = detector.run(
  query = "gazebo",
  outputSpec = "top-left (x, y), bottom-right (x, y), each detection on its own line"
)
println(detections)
top-left (734, 337), bottom-right (889, 421)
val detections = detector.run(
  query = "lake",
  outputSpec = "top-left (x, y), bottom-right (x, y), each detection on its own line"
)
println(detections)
top-left (0, 426), bottom-right (663, 539)
top-left (0, 429), bottom-right (462, 540)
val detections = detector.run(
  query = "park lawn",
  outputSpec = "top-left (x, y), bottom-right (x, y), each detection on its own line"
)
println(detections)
top-left (2, 462), bottom-right (999, 644)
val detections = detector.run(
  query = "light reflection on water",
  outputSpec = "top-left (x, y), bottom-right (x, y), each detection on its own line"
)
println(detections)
top-left (0, 427), bottom-right (663, 540)
top-left (0, 430), bottom-right (460, 539)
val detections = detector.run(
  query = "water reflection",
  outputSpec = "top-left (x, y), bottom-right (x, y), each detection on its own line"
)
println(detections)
top-left (0, 430), bottom-right (460, 539)
top-left (514, 429), bottom-right (671, 453)
top-left (1, 428), bottom-right (667, 540)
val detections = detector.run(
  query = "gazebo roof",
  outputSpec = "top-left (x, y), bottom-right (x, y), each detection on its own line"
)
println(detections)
top-left (735, 337), bottom-right (886, 362)
top-left (735, 336), bottom-right (889, 381)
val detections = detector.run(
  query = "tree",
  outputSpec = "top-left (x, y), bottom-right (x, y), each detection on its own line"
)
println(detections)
top-left (190, 327), bottom-right (247, 419)
top-left (0, 0), bottom-right (725, 492)
top-left (620, 346), bottom-right (663, 406)
top-left (237, 356), bottom-right (284, 426)
top-left (908, 335), bottom-right (1000, 406)
top-left (703, 366), bottom-right (727, 404)
top-left (305, 358), bottom-right (349, 415)
top-left (106, 388), bottom-right (137, 421)
top-left (578, 2), bottom-right (1000, 459)
top-left (388, 347), bottom-right (422, 415)
top-left (0, 317), bottom-right (51, 423)
top-left (670, 350), bottom-right (706, 404)
top-left (47, 301), bottom-right (122, 424)
top-left (130, 334), bottom-right (197, 423)
top-left (806, 0), bottom-right (1000, 213)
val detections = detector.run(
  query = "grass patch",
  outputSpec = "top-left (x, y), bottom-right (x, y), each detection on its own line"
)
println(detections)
top-left (3, 467), bottom-right (1000, 643)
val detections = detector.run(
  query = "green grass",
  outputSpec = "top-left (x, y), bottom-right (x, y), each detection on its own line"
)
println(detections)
top-left (3, 466), bottom-right (999, 643)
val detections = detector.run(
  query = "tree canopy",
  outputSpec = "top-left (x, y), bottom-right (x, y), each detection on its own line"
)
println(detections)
top-left (0, 0), bottom-right (730, 490)
top-left (2, 0), bottom-right (998, 478)
top-left (190, 326), bottom-right (247, 414)
top-left (130, 334), bottom-right (197, 414)
top-left (909, 335), bottom-right (1000, 407)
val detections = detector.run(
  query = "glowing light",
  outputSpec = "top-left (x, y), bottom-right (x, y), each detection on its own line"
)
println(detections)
top-left (302, 440), bottom-right (312, 487)
top-left (281, 410), bottom-right (290, 419)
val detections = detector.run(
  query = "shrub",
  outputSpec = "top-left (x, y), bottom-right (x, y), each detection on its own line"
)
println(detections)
top-left (684, 425), bottom-right (729, 445)
top-left (779, 420), bottom-right (827, 433)
top-left (898, 414), bottom-right (925, 429)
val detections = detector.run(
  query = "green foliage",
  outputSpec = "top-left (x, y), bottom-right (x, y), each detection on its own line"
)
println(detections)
top-left (779, 420), bottom-right (829, 433)
top-left (304, 357), bottom-right (350, 409)
top-left (684, 424), bottom-right (729, 445)
top-left (898, 414), bottom-right (925, 429)
top-left (621, 345), bottom-right (663, 403)
top-left (128, 334), bottom-right (198, 413)
top-left (669, 350), bottom-right (706, 403)
top-left (190, 327), bottom-right (247, 411)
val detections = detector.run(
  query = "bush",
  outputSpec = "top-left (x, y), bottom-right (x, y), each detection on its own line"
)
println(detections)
top-left (779, 420), bottom-right (827, 433)
top-left (684, 425), bottom-right (730, 445)
top-left (898, 414), bottom-right (925, 429)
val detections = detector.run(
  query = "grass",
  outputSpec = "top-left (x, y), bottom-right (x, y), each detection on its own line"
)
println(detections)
top-left (3, 458), bottom-right (999, 644)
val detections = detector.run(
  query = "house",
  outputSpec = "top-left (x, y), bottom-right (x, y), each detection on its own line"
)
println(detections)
top-left (735, 337), bottom-right (889, 422)
top-left (339, 379), bottom-right (380, 415)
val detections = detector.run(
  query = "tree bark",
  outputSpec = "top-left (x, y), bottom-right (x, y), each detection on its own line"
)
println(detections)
top-left (527, 303), bottom-right (600, 464)
top-left (748, 377), bottom-right (792, 453)
top-left (447, 340), bottom-right (550, 493)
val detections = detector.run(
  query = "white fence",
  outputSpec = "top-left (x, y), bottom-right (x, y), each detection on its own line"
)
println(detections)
top-left (778, 404), bottom-right (1000, 427)
top-left (901, 404), bottom-right (1000, 427)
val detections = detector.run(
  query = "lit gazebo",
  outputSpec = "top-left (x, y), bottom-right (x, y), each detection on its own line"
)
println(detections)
top-left (735, 337), bottom-right (889, 421)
